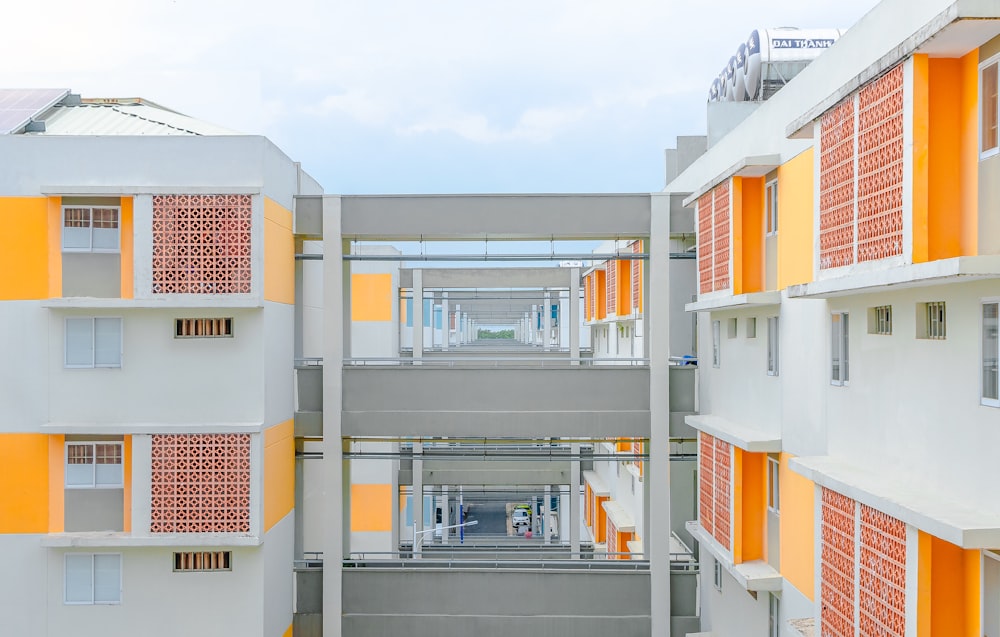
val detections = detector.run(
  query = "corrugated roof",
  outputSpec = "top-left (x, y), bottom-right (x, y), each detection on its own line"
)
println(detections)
top-left (27, 102), bottom-right (239, 136)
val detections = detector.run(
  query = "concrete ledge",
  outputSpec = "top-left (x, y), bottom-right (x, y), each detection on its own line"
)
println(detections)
top-left (685, 414), bottom-right (781, 452)
top-left (602, 500), bottom-right (636, 533)
top-left (681, 154), bottom-right (781, 207)
top-left (685, 520), bottom-right (733, 571)
top-left (42, 531), bottom-right (262, 548)
top-left (685, 291), bottom-right (781, 312)
top-left (787, 256), bottom-right (1000, 299)
top-left (733, 559), bottom-right (782, 592)
top-left (583, 470), bottom-right (610, 496)
top-left (42, 296), bottom-right (264, 309)
top-left (41, 422), bottom-right (264, 435)
top-left (791, 455), bottom-right (1000, 548)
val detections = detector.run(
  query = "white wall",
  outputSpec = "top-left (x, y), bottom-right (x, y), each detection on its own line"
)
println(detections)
top-left (0, 302), bottom-right (50, 430)
top-left (0, 535), bottom-right (48, 636)
top-left (699, 552), bottom-right (769, 636)
top-left (264, 302), bottom-right (295, 428)
top-left (263, 512), bottom-right (294, 637)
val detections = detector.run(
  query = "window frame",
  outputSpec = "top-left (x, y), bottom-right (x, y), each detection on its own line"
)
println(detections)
top-left (831, 312), bottom-right (850, 386)
top-left (767, 455), bottom-right (780, 514)
top-left (768, 593), bottom-right (781, 637)
top-left (61, 205), bottom-right (121, 253)
top-left (980, 55), bottom-right (1000, 159)
top-left (64, 553), bottom-right (121, 605)
top-left (766, 316), bottom-right (779, 376)
top-left (712, 320), bottom-right (721, 368)
top-left (713, 559), bottom-right (723, 591)
top-left (983, 298), bottom-right (1000, 408)
top-left (64, 317), bottom-right (123, 369)
top-left (65, 441), bottom-right (124, 489)
top-left (765, 179), bottom-right (779, 236)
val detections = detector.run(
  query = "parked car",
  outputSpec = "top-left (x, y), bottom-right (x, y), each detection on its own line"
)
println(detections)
top-left (511, 506), bottom-right (531, 528)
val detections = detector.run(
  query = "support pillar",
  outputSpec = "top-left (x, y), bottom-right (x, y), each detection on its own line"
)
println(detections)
top-left (569, 268), bottom-right (580, 364)
top-left (413, 442), bottom-right (423, 556)
top-left (570, 442), bottom-right (580, 557)
top-left (413, 271), bottom-right (423, 362)
top-left (442, 292), bottom-right (449, 351)
top-left (542, 290), bottom-right (552, 350)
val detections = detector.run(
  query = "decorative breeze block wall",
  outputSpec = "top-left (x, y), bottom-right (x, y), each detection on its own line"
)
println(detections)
top-left (150, 433), bottom-right (251, 533)
top-left (819, 63), bottom-right (904, 271)
top-left (631, 240), bottom-right (642, 312)
top-left (696, 184), bottom-right (732, 294)
top-left (697, 192), bottom-right (714, 294)
top-left (697, 432), bottom-right (732, 551)
top-left (152, 194), bottom-right (252, 294)
top-left (821, 488), bottom-right (857, 637)
top-left (712, 182), bottom-right (731, 292)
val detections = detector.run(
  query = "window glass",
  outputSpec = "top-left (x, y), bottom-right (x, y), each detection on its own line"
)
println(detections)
top-left (65, 318), bottom-right (94, 367)
top-left (64, 554), bottom-right (93, 604)
top-left (985, 302), bottom-right (999, 403)
top-left (94, 318), bottom-right (122, 367)
top-left (93, 555), bottom-right (121, 603)
top-left (983, 62), bottom-right (999, 154)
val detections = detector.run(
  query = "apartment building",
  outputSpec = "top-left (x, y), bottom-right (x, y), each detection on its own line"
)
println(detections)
top-left (666, 1), bottom-right (1000, 635)
top-left (0, 91), bottom-right (315, 637)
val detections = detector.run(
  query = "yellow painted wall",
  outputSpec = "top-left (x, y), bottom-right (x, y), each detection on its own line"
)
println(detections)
top-left (123, 436), bottom-right (132, 533)
top-left (616, 260), bottom-right (630, 316)
top-left (47, 198), bottom-right (62, 298)
top-left (350, 484), bottom-right (392, 532)
top-left (0, 198), bottom-right (51, 300)
top-left (282, 623), bottom-right (293, 637)
top-left (960, 50), bottom-right (980, 256)
top-left (584, 274), bottom-right (592, 321)
top-left (264, 420), bottom-right (295, 532)
top-left (48, 435), bottom-right (63, 533)
top-left (964, 549), bottom-right (981, 636)
top-left (595, 270), bottom-right (606, 320)
top-left (776, 149), bottom-right (815, 288)
top-left (740, 451), bottom-right (764, 563)
top-left (918, 532), bottom-right (980, 637)
top-left (120, 198), bottom-right (134, 299)
top-left (731, 178), bottom-right (744, 295)
top-left (351, 273), bottom-right (393, 322)
top-left (264, 197), bottom-right (295, 305)
top-left (779, 453), bottom-right (815, 600)
top-left (912, 54), bottom-right (931, 264)
top-left (0, 434), bottom-right (53, 533)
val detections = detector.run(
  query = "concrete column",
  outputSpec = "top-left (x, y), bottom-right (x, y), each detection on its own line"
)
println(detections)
top-left (294, 441), bottom-right (304, 559)
top-left (441, 292), bottom-right (449, 351)
top-left (454, 304), bottom-right (461, 346)
top-left (391, 441), bottom-right (400, 553)
top-left (321, 195), bottom-right (345, 637)
top-left (543, 485), bottom-right (551, 544)
top-left (570, 442), bottom-right (580, 557)
top-left (542, 290), bottom-right (552, 350)
top-left (649, 194), bottom-right (671, 636)
top-left (132, 434), bottom-right (152, 534)
top-left (413, 271), bottom-right (423, 362)
top-left (441, 485), bottom-right (450, 544)
top-left (569, 268), bottom-right (580, 363)
top-left (343, 240), bottom-right (351, 361)
top-left (294, 237), bottom-right (304, 361)
top-left (413, 442), bottom-right (424, 556)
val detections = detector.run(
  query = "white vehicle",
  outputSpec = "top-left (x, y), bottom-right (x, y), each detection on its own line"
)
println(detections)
top-left (511, 508), bottom-right (531, 528)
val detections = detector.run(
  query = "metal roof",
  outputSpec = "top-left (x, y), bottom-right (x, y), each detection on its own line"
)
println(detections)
top-left (26, 101), bottom-right (239, 136)
top-left (0, 88), bottom-right (70, 134)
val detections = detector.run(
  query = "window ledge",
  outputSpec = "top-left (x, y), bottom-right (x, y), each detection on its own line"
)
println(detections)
top-left (733, 559), bottom-right (782, 592)
top-left (685, 414), bottom-right (781, 452)
top-left (601, 500), bottom-right (636, 533)
top-left (583, 470), bottom-right (610, 496)
top-left (42, 422), bottom-right (265, 435)
top-left (787, 256), bottom-right (1000, 299)
top-left (42, 296), bottom-right (264, 309)
top-left (42, 532), bottom-right (262, 548)
top-left (790, 455), bottom-right (1000, 548)
top-left (685, 291), bottom-right (782, 313)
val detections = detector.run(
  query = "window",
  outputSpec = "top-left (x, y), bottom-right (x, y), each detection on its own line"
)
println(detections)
top-left (868, 305), bottom-right (892, 335)
top-left (766, 180), bottom-right (778, 235)
top-left (175, 318), bottom-right (234, 338)
top-left (984, 301), bottom-right (999, 407)
top-left (65, 317), bottom-right (122, 368)
top-left (712, 320), bottom-right (721, 368)
top-left (713, 559), bottom-right (723, 591)
top-left (62, 206), bottom-right (120, 252)
top-left (917, 301), bottom-right (947, 340)
top-left (769, 593), bottom-right (781, 637)
top-left (767, 316), bottom-right (779, 376)
top-left (727, 317), bottom-right (738, 339)
top-left (66, 442), bottom-right (123, 488)
top-left (746, 317), bottom-right (757, 338)
top-left (65, 553), bottom-right (121, 604)
top-left (767, 455), bottom-right (780, 513)
top-left (173, 551), bottom-right (232, 572)
top-left (831, 312), bottom-right (849, 385)
top-left (981, 57), bottom-right (999, 157)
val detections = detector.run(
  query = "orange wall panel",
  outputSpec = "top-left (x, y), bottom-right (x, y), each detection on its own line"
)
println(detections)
top-left (741, 178), bottom-right (764, 294)
top-left (264, 197), bottom-right (295, 305)
top-left (731, 178), bottom-right (744, 295)
top-left (123, 436), bottom-right (132, 532)
top-left (264, 420), bottom-right (295, 532)
top-left (351, 273), bottom-right (393, 322)
top-left (351, 484), bottom-right (392, 532)
top-left (0, 198), bottom-right (51, 300)
top-left (740, 451), bottom-right (764, 563)
top-left (918, 532), bottom-right (979, 637)
top-left (48, 435), bottom-right (63, 533)
top-left (776, 150), bottom-right (815, 288)
top-left (779, 453), bottom-right (815, 600)
top-left (960, 50), bottom-right (980, 256)
top-left (0, 434), bottom-right (52, 533)
top-left (913, 54), bottom-right (932, 264)
top-left (47, 197), bottom-right (62, 298)
top-left (595, 270), bottom-right (606, 320)
top-left (120, 198), bottom-right (134, 299)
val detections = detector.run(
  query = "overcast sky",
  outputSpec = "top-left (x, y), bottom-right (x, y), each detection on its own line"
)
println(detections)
top-left (1, 0), bottom-right (877, 194)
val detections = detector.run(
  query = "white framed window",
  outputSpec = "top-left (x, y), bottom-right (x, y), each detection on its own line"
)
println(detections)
top-left (981, 56), bottom-right (999, 158)
top-left (868, 305), bottom-right (892, 335)
top-left (768, 593), bottom-right (781, 637)
top-left (767, 316), bottom-right (779, 376)
top-left (831, 312), bottom-right (849, 386)
top-left (712, 320), bottom-right (721, 368)
top-left (767, 455), bottom-right (780, 513)
top-left (983, 300), bottom-right (999, 407)
top-left (765, 180), bottom-right (778, 235)
top-left (65, 317), bottom-right (122, 368)
top-left (713, 559), bottom-right (723, 591)
top-left (62, 206), bottom-right (120, 252)
top-left (65, 553), bottom-right (121, 605)
top-left (917, 301), bottom-right (947, 340)
top-left (746, 316), bottom-right (757, 338)
top-left (66, 442), bottom-right (123, 488)
top-left (727, 317), bottom-right (738, 339)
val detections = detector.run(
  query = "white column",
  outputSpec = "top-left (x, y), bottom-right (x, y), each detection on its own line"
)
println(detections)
top-left (454, 304), bottom-right (461, 346)
top-left (543, 485), bottom-right (551, 544)
top-left (570, 443), bottom-right (580, 557)
top-left (413, 271), bottom-right (423, 362)
top-left (569, 268), bottom-right (580, 363)
top-left (542, 290), bottom-right (552, 350)
top-left (649, 194), bottom-right (671, 636)
top-left (322, 195), bottom-right (345, 637)
top-left (442, 293), bottom-right (450, 351)
top-left (413, 442), bottom-right (423, 556)
top-left (441, 485), bottom-right (450, 544)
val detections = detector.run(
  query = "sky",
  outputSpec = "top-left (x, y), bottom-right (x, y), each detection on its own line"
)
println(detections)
top-left (1, 0), bottom-right (878, 195)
